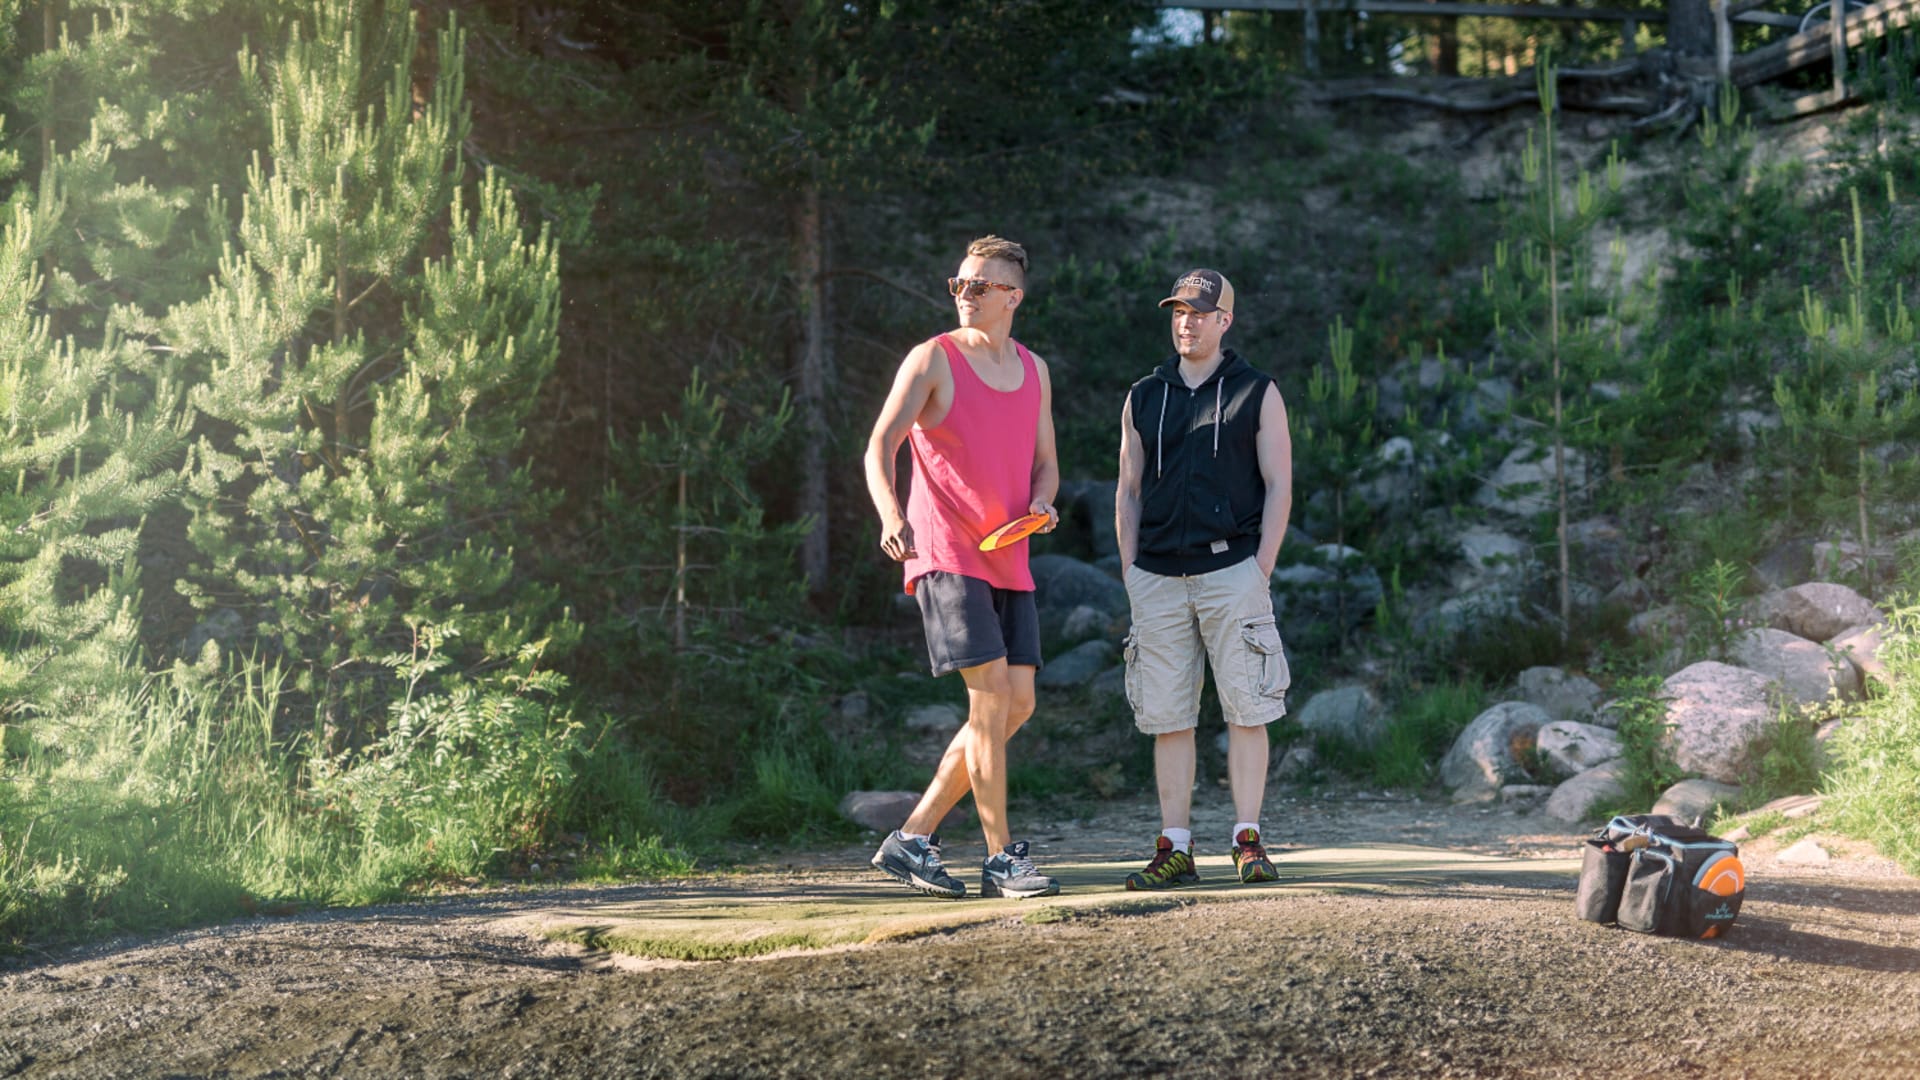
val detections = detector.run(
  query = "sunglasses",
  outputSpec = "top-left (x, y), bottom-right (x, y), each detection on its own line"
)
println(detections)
top-left (948, 277), bottom-right (1018, 300)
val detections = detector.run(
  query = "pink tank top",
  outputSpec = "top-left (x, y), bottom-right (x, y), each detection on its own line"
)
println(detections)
top-left (903, 335), bottom-right (1040, 594)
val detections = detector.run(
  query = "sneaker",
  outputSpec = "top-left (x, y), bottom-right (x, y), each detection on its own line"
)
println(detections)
top-left (980, 841), bottom-right (1060, 899)
top-left (1233, 827), bottom-right (1278, 884)
top-left (871, 832), bottom-right (966, 899)
top-left (1124, 836), bottom-right (1199, 891)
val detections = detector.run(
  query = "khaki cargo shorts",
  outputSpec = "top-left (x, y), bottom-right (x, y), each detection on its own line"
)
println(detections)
top-left (1122, 557), bottom-right (1290, 735)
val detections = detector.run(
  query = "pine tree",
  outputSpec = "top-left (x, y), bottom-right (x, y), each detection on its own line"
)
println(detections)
top-left (166, 2), bottom-right (568, 733)
top-left (1777, 187), bottom-right (1920, 595)
top-left (1297, 315), bottom-right (1379, 647)
top-left (0, 2), bottom-right (241, 717)
top-left (1480, 59), bottom-right (1625, 639)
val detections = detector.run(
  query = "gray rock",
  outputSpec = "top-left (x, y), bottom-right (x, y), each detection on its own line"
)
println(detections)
top-left (904, 702), bottom-right (966, 733)
top-left (1627, 605), bottom-right (1685, 643)
top-left (1501, 784), bottom-right (1555, 805)
top-left (1730, 627), bottom-right (1861, 708)
top-left (1513, 666), bottom-right (1604, 724)
top-left (1060, 479), bottom-right (1119, 558)
top-left (1754, 793), bottom-right (1823, 819)
top-left (1829, 622), bottom-right (1889, 686)
top-left (1455, 526), bottom-right (1531, 589)
top-left (1762, 582), bottom-right (1881, 643)
top-left (1536, 720), bottom-right (1622, 777)
top-left (1543, 759), bottom-right (1629, 822)
top-left (1733, 408), bottom-right (1782, 450)
top-left (1088, 665), bottom-right (1128, 707)
top-left (1271, 545), bottom-right (1382, 632)
top-left (1059, 604), bottom-right (1121, 645)
top-left (837, 691), bottom-right (871, 721)
top-left (1415, 587), bottom-right (1525, 641)
top-left (1662, 661), bottom-right (1778, 784)
top-left (1296, 685), bottom-right (1386, 748)
top-left (837, 791), bottom-right (967, 834)
top-left (1475, 443), bottom-right (1589, 517)
top-left (1650, 778), bottom-right (1742, 824)
top-left (1271, 743), bottom-right (1319, 782)
top-left (1032, 554), bottom-right (1127, 616)
top-left (1605, 576), bottom-right (1652, 612)
top-left (1441, 701), bottom-right (1552, 803)
top-left (1037, 640), bottom-right (1117, 689)
top-left (1750, 539), bottom-right (1813, 593)
top-left (1814, 716), bottom-right (1855, 772)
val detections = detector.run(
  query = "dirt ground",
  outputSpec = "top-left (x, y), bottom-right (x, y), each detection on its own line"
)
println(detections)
top-left (1, 790), bottom-right (1916, 1079)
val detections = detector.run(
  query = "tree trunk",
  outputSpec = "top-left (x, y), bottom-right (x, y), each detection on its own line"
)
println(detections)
top-left (794, 185), bottom-right (831, 594)
top-left (1429, 21), bottom-right (1460, 76)
top-left (1667, 0), bottom-right (1716, 57)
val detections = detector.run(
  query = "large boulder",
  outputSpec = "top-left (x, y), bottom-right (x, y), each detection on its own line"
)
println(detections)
top-left (1662, 662), bottom-right (1778, 784)
top-left (1415, 587), bottom-right (1525, 641)
top-left (1535, 720), bottom-right (1622, 777)
top-left (1453, 527), bottom-right (1531, 591)
top-left (1565, 517), bottom-right (1634, 593)
top-left (1650, 778), bottom-right (1742, 824)
top-left (1036, 639), bottom-right (1116, 689)
top-left (1513, 666), bottom-right (1604, 724)
top-left (1032, 554), bottom-right (1127, 617)
top-left (1271, 544), bottom-right (1382, 632)
top-left (1830, 622), bottom-right (1890, 686)
top-left (1729, 627), bottom-right (1861, 708)
top-left (1440, 701), bottom-right (1552, 803)
top-left (1750, 582), bottom-right (1880, 643)
top-left (1474, 443), bottom-right (1589, 517)
top-left (837, 791), bottom-right (967, 834)
top-left (904, 702), bottom-right (965, 733)
top-left (1296, 685), bottom-right (1386, 748)
top-left (1059, 479), bottom-right (1119, 558)
top-left (1750, 539), bottom-right (1813, 593)
top-left (1543, 760), bottom-right (1628, 823)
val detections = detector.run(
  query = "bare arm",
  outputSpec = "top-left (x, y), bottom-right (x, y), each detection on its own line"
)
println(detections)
top-left (863, 341), bottom-right (941, 561)
top-left (1029, 353), bottom-right (1060, 531)
top-left (1116, 393), bottom-right (1145, 571)
top-left (1255, 382), bottom-right (1293, 578)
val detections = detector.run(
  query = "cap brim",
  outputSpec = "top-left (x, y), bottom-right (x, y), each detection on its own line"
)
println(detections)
top-left (1158, 294), bottom-right (1220, 312)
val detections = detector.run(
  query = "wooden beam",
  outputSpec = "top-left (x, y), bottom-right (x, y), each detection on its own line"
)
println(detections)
top-left (1731, 0), bottom-right (1920, 84)
top-left (1168, 0), bottom-right (1658, 23)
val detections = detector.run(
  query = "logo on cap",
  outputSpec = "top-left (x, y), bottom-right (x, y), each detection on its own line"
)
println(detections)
top-left (1158, 269), bottom-right (1234, 314)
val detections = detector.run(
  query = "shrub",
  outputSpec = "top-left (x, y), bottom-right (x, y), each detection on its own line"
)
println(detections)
top-left (1825, 604), bottom-right (1920, 874)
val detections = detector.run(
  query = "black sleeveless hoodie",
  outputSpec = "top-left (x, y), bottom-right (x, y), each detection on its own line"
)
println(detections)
top-left (1127, 348), bottom-right (1275, 576)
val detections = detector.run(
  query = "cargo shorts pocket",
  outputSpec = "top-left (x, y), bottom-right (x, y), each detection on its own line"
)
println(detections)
top-left (1240, 615), bottom-right (1290, 700)
top-left (1122, 628), bottom-right (1142, 712)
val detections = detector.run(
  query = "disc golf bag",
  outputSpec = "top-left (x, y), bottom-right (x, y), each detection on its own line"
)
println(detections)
top-left (1576, 814), bottom-right (1744, 939)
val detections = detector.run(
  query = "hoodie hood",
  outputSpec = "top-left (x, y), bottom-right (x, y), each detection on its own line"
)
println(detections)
top-left (1152, 348), bottom-right (1249, 389)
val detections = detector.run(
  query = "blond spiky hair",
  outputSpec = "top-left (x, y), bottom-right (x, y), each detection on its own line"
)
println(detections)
top-left (966, 234), bottom-right (1028, 287)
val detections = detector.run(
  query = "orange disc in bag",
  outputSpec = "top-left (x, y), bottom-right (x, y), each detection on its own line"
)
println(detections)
top-left (1695, 854), bottom-right (1745, 939)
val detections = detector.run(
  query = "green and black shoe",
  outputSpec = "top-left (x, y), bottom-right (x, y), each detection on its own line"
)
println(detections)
top-left (1124, 835), bottom-right (1199, 891)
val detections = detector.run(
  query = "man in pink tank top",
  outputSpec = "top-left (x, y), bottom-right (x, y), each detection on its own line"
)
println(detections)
top-left (860, 235), bottom-right (1061, 900)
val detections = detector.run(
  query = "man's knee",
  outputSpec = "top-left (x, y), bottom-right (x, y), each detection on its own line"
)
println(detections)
top-left (1007, 688), bottom-right (1036, 726)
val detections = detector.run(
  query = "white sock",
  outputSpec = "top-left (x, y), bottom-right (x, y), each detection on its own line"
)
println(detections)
top-left (897, 830), bottom-right (931, 844)
top-left (1233, 822), bottom-right (1261, 844)
top-left (1161, 827), bottom-right (1192, 853)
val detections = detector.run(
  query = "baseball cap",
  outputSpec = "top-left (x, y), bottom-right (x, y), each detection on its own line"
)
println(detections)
top-left (1157, 269), bottom-right (1234, 314)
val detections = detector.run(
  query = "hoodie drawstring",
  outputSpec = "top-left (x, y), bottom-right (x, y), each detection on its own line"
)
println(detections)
top-left (1158, 377), bottom-right (1225, 478)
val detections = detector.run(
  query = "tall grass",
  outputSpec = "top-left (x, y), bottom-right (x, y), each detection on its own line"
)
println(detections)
top-left (0, 646), bottom-right (691, 951)
top-left (1825, 604), bottom-right (1920, 874)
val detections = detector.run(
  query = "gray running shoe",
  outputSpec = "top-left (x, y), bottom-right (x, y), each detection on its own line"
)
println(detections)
top-left (871, 832), bottom-right (966, 899)
top-left (981, 840), bottom-right (1059, 899)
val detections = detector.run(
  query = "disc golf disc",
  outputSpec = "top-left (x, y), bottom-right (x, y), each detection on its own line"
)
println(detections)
top-left (978, 512), bottom-right (1049, 552)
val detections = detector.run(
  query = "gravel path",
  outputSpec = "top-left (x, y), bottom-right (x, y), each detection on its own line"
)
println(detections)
top-left (1, 790), bottom-right (1914, 1078)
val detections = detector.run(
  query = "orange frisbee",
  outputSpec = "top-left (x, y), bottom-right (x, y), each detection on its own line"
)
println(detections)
top-left (979, 512), bottom-right (1049, 552)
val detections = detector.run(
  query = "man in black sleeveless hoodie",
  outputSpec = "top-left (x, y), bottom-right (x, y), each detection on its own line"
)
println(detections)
top-left (1114, 268), bottom-right (1295, 889)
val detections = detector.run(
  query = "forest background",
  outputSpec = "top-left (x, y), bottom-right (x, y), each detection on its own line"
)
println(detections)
top-left (4, 0), bottom-right (1920, 950)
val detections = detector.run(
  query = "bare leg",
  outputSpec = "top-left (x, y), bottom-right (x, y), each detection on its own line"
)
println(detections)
top-left (902, 665), bottom-right (1036, 836)
top-left (1227, 724), bottom-right (1269, 826)
top-left (1154, 728), bottom-right (1198, 832)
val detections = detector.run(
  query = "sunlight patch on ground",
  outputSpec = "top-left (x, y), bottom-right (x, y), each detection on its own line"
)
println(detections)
top-left (499, 844), bottom-right (1581, 961)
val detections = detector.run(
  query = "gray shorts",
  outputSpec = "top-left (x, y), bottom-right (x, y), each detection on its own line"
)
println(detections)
top-left (1122, 557), bottom-right (1290, 734)
top-left (913, 571), bottom-right (1043, 677)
